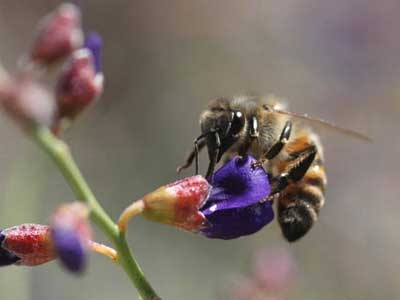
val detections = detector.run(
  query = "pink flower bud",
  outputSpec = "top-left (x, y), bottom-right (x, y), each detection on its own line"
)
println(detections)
top-left (0, 77), bottom-right (57, 129)
top-left (142, 175), bottom-right (211, 231)
top-left (0, 224), bottom-right (56, 266)
top-left (30, 3), bottom-right (83, 64)
top-left (55, 48), bottom-right (103, 121)
top-left (50, 202), bottom-right (92, 273)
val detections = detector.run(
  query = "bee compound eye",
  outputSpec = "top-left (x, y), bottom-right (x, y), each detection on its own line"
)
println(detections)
top-left (230, 111), bottom-right (245, 135)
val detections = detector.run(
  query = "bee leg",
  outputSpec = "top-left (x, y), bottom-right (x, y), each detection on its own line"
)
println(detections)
top-left (267, 145), bottom-right (316, 200)
top-left (205, 131), bottom-right (221, 181)
top-left (249, 116), bottom-right (259, 138)
top-left (253, 120), bottom-right (292, 170)
top-left (265, 120), bottom-right (292, 160)
top-left (177, 136), bottom-right (207, 174)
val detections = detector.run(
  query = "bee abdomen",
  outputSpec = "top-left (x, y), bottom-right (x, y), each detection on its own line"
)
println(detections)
top-left (278, 200), bottom-right (317, 242)
top-left (278, 157), bottom-right (326, 242)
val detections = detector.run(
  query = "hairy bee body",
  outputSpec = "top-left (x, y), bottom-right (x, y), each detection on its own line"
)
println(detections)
top-left (199, 95), bottom-right (327, 241)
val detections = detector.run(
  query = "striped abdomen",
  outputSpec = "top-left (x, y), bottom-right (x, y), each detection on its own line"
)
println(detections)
top-left (275, 131), bottom-right (327, 242)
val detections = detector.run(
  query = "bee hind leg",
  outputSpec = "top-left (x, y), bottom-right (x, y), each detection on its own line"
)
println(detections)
top-left (267, 145), bottom-right (317, 200)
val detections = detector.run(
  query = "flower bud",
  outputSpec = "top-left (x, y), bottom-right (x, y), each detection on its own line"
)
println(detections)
top-left (200, 155), bottom-right (274, 239)
top-left (50, 202), bottom-right (92, 273)
top-left (30, 3), bottom-right (83, 64)
top-left (55, 44), bottom-right (103, 122)
top-left (0, 76), bottom-right (57, 129)
top-left (141, 175), bottom-right (211, 231)
top-left (0, 224), bottom-right (55, 266)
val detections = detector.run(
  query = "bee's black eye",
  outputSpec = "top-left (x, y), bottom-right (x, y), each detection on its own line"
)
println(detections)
top-left (230, 111), bottom-right (245, 136)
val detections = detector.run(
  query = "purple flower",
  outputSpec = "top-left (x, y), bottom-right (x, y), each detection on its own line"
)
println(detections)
top-left (0, 210), bottom-right (91, 273)
top-left (200, 155), bottom-right (274, 239)
top-left (50, 203), bottom-right (92, 273)
top-left (126, 155), bottom-right (273, 239)
top-left (51, 226), bottom-right (86, 273)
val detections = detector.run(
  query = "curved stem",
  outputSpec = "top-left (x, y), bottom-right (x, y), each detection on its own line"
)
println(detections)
top-left (32, 127), bottom-right (159, 300)
top-left (88, 241), bottom-right (118, 262)
top-left (118, 200), bottom-right (145, 232)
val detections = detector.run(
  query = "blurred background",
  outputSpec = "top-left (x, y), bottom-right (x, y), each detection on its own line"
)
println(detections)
top-left (0, 0), bottom-right (399, 299)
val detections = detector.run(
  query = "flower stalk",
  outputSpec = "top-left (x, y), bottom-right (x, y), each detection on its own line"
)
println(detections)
top-left (88, 241), bottom-right (118, 262)
top-left (119, 200), bottom-right (145, 233)
top-left (32, 126), bottom-right (159, 300)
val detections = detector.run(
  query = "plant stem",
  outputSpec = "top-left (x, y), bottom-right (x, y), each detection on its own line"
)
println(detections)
top-left (32, 126), bottom-right (159, 300)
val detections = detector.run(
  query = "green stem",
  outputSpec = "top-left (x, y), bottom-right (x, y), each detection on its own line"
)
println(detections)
top-left (32, 127), bottom-right (159, 300)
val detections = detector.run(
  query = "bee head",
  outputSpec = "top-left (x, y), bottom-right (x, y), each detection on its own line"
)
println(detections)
top-left (200, 107), bottom-right (246, 177)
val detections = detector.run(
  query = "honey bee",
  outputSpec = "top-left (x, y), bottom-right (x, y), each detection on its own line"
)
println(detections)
top-left (177, 95), bottom-right (370, 242)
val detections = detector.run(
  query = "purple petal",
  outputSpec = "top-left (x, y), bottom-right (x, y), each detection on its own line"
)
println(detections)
top-left (51, 227), bottom-right (86, 273)
top-left (201, 203), bottom-right (274, 239)
top-left (84, 32), bottom-right (102, 73)
top-left (0, 232), bottom-right (20, 266)
top-left (200, 156), bottom-right (274, 239)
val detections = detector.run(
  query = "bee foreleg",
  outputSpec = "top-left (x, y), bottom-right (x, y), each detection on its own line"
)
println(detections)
top-left (265, 120), bottom-right (292, 160)
top-left (177, 136), bottom-right (207, 174)
top-left (205, 131), bottom-right (221, 181)
top-left (267, 145), bottom-right (316, 200)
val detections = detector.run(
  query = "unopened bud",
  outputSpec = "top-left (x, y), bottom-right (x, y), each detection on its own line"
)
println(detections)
top-left (30, 3), bottom-right (83, 64)
top-left (141, 175), bottom-right (211, 231)
top-left (0, 224), bottom-right (55, 266)
top-left (56, 48), bottom-right (103, 121)
top-left (0, 77), bottom-right (56, 129)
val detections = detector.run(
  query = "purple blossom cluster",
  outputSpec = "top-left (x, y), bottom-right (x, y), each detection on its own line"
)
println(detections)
top-left (0, 3), bottom-right (103, 134)
top-left (0, 1), bottom-right (277, 287)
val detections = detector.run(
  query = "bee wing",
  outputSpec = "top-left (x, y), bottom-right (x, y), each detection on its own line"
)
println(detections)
top-left (267, 106), bottom-right (372, 142)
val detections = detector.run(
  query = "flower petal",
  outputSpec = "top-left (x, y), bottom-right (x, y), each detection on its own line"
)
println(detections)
top-left (84, 32), bottom-right (103, 73)
top-left (200, 156), bottom-right (274, 239)
top-left (51, 226), bottom-right (86, 273)
top-left (201, 203), bottom-right (274, 239)
top-left (50, 202), bottom-right (91, 273)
